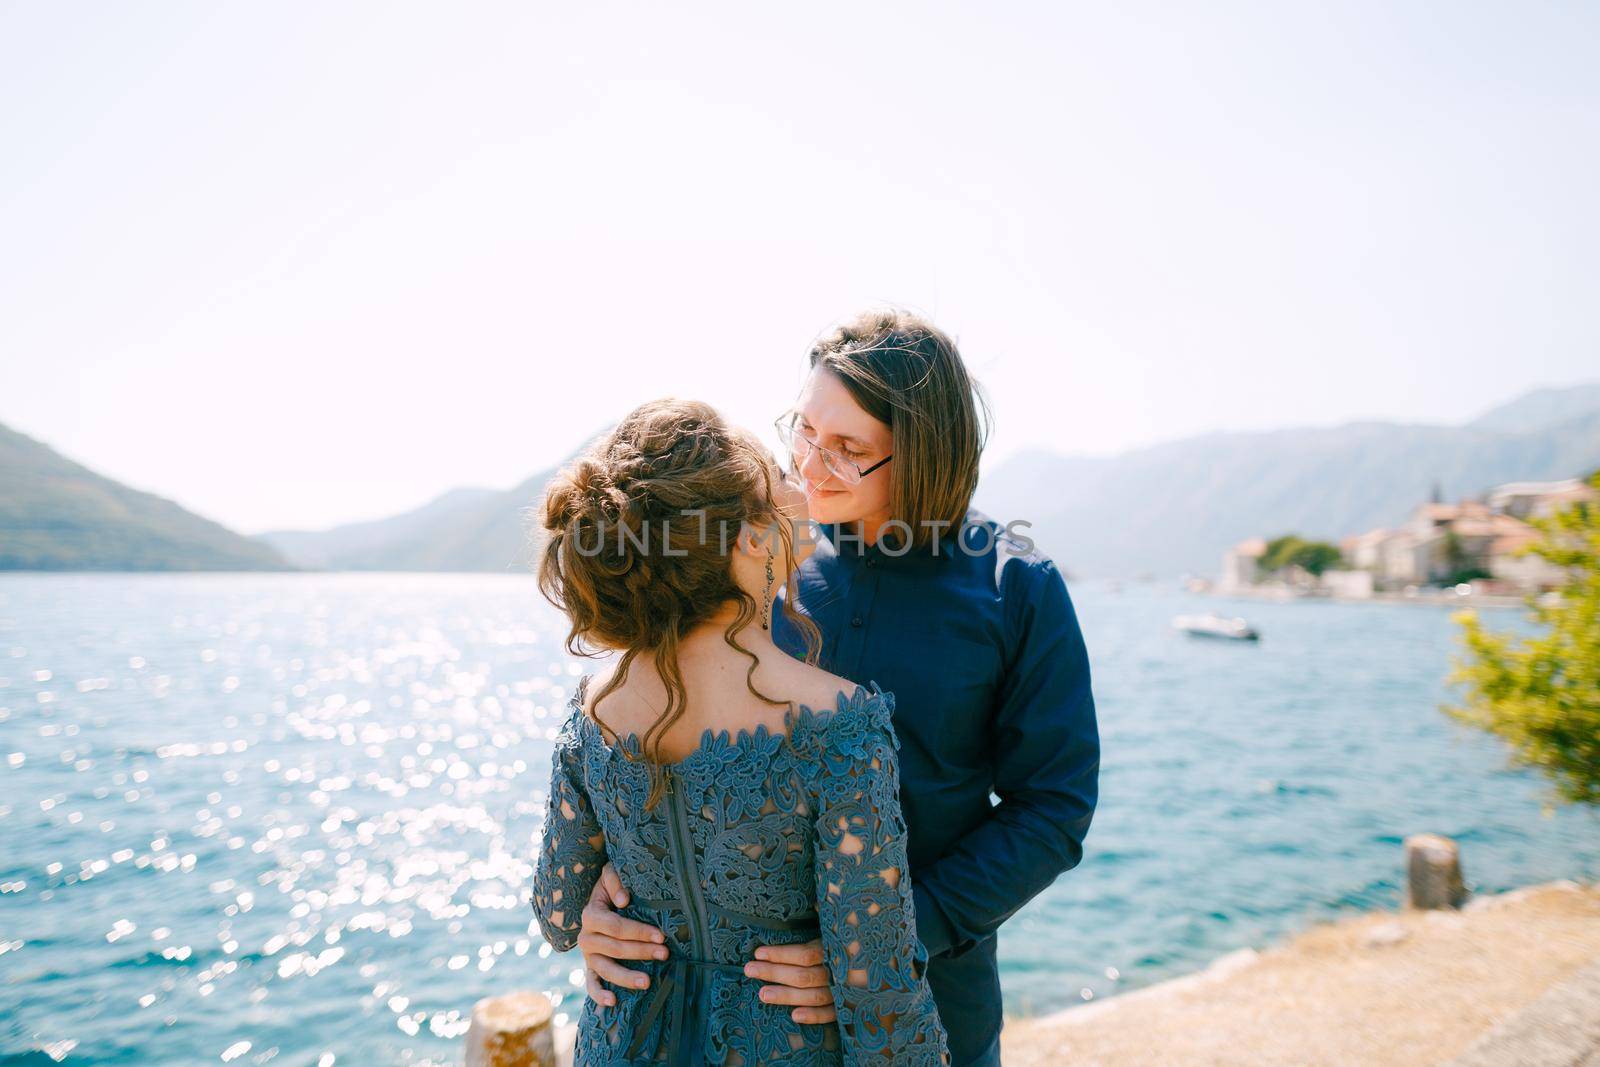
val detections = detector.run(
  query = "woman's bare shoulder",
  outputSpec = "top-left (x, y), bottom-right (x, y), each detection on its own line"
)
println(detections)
top-left (762, 656), bottom-right (864, 716)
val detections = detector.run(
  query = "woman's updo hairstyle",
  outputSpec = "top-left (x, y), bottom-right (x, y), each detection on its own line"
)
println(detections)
top-left (536, 397), bottom-right (820, 807)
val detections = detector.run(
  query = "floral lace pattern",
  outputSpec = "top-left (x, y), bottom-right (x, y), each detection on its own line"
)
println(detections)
top-left (531, 677), bottom-right (949, 1066)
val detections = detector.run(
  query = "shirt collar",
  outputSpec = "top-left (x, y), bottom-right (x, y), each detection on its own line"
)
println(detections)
top-left (818, 520), bottom-right (952, 572)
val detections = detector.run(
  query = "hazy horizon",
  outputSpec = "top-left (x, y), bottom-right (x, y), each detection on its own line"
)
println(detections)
top-left (4, 3), bottom-right (1597, 534)
top-left (208, 378), bottom-right (1600, 535)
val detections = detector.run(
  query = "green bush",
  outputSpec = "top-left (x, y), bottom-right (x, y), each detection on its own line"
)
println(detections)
top-left (1442, 470), bottom-right (1600, 809)
top-left (1260, 534), bottom-right (1344, 577)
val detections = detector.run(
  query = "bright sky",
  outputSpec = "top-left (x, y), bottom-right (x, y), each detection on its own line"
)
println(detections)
top-left (2, 2), bottom-right (1596, 534)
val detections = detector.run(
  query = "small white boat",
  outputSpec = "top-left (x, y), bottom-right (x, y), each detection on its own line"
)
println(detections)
top-left (1172, 612), bottom-right (1260, 642)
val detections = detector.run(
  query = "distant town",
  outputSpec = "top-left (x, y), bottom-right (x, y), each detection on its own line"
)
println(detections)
top-left (1204, 476), bottom-right (1596, 603)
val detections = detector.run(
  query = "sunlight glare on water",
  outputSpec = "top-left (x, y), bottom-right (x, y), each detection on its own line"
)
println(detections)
top-left (0, 573), bottom-right (1595, 1063)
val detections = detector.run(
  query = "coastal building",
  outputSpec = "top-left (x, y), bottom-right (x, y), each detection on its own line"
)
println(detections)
top-left (1489, 523), bottom-right (1571, 590)
top-left (1318, 568), bottom-right (1375, 598)
top-left (1371, 482), bottom-right (1592, 591)
top-left (1226, 476), bottom-right (1593, 596)
top-left (1486, 478), bottom-right (1593, 519)
top-left (1218, 537), bottom-right (1267, 593)
top-left (1341, 528), bottom-right (1400, 572)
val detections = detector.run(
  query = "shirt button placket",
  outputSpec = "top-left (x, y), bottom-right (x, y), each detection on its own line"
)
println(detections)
top-left (840, 567), bottom-right (877, 673)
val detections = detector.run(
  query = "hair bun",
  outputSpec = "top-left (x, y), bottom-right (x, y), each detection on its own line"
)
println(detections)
top-left (532, 397), bottom-right (825, 807)
top-left (535, 398), bottom-right (790, 654)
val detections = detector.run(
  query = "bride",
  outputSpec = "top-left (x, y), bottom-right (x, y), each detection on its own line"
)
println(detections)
top-left (530, 397), bottom-right (948, 1065)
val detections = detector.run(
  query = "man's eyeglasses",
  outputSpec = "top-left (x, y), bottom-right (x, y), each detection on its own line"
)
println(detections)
top-left (773, 413), bottom-right (892, 487)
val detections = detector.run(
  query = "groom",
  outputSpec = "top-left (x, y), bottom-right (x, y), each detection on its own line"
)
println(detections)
top-left (568, 309), bottom-right (1100, 1065)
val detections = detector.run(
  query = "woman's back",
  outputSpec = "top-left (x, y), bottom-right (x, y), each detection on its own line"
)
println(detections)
top-left (577, 652), bottom-right (856, 764)
top-left (531, 669), bottom-right (949, 1066)
top-left (529, 397), bottom-right (946, 1063)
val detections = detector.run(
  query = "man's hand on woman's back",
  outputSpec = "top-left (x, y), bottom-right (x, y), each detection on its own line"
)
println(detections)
top-left (577, 864), bottom-right (666, 1006)
top-left (577, 863), bottom-right (838, 1024)
top-left (742, 940), bottom-right (837, 1024)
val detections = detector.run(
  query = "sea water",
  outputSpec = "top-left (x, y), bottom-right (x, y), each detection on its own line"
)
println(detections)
top-left (1, 573), bottom-right (1595, 1065)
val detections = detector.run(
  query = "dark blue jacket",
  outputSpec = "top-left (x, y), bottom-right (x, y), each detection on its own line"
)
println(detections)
top-left (772, 508), bottom-right (1100, 1067)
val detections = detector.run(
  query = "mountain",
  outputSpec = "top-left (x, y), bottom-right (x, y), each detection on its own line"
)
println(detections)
top-left (1467, 382), bottom-right (1600, 434)
top-left (257, 486), bottom-right (501, 570)
top-left (21, 380), bottom-right (1588, 578)
top-left (975, 385), bottom-right (1600, 580)
top-left (0, 421), bottom-right (294, 572)
top-left (258, 434), bottom-right (605, 573)
top-left (260, 481), bottom-right (549, 573)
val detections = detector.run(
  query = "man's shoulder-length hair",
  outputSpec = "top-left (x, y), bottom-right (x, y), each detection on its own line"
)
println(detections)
top-left (808, 308), bottom-right (992, 552)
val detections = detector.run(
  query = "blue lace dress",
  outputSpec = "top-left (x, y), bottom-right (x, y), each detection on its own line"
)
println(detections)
top-left (531, 676), bottom-right (949, 1066)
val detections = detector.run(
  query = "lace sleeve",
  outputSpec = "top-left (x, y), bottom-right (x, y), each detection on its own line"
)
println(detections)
top-left (530, 708), bottom-right (605, 953)
top-left (811, 692), bottom-right (950, 1066)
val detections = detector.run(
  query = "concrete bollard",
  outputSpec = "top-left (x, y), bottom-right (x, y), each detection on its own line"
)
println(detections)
top-left (1404, 832), bottom-right (1467, 910)
top-left (464, 990), bottom-right (556, 1067)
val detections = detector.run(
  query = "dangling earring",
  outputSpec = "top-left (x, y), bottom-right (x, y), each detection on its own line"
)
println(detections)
top-left (760, 552), bottom-right (775, 630)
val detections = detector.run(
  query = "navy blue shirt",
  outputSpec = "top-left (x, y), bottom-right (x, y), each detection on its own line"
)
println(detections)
top-left (772, 508), bottom-right (1100, 1067)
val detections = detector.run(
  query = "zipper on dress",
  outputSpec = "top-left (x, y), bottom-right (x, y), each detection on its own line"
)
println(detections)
top-left (664, 766), bottom-right (710, 959)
